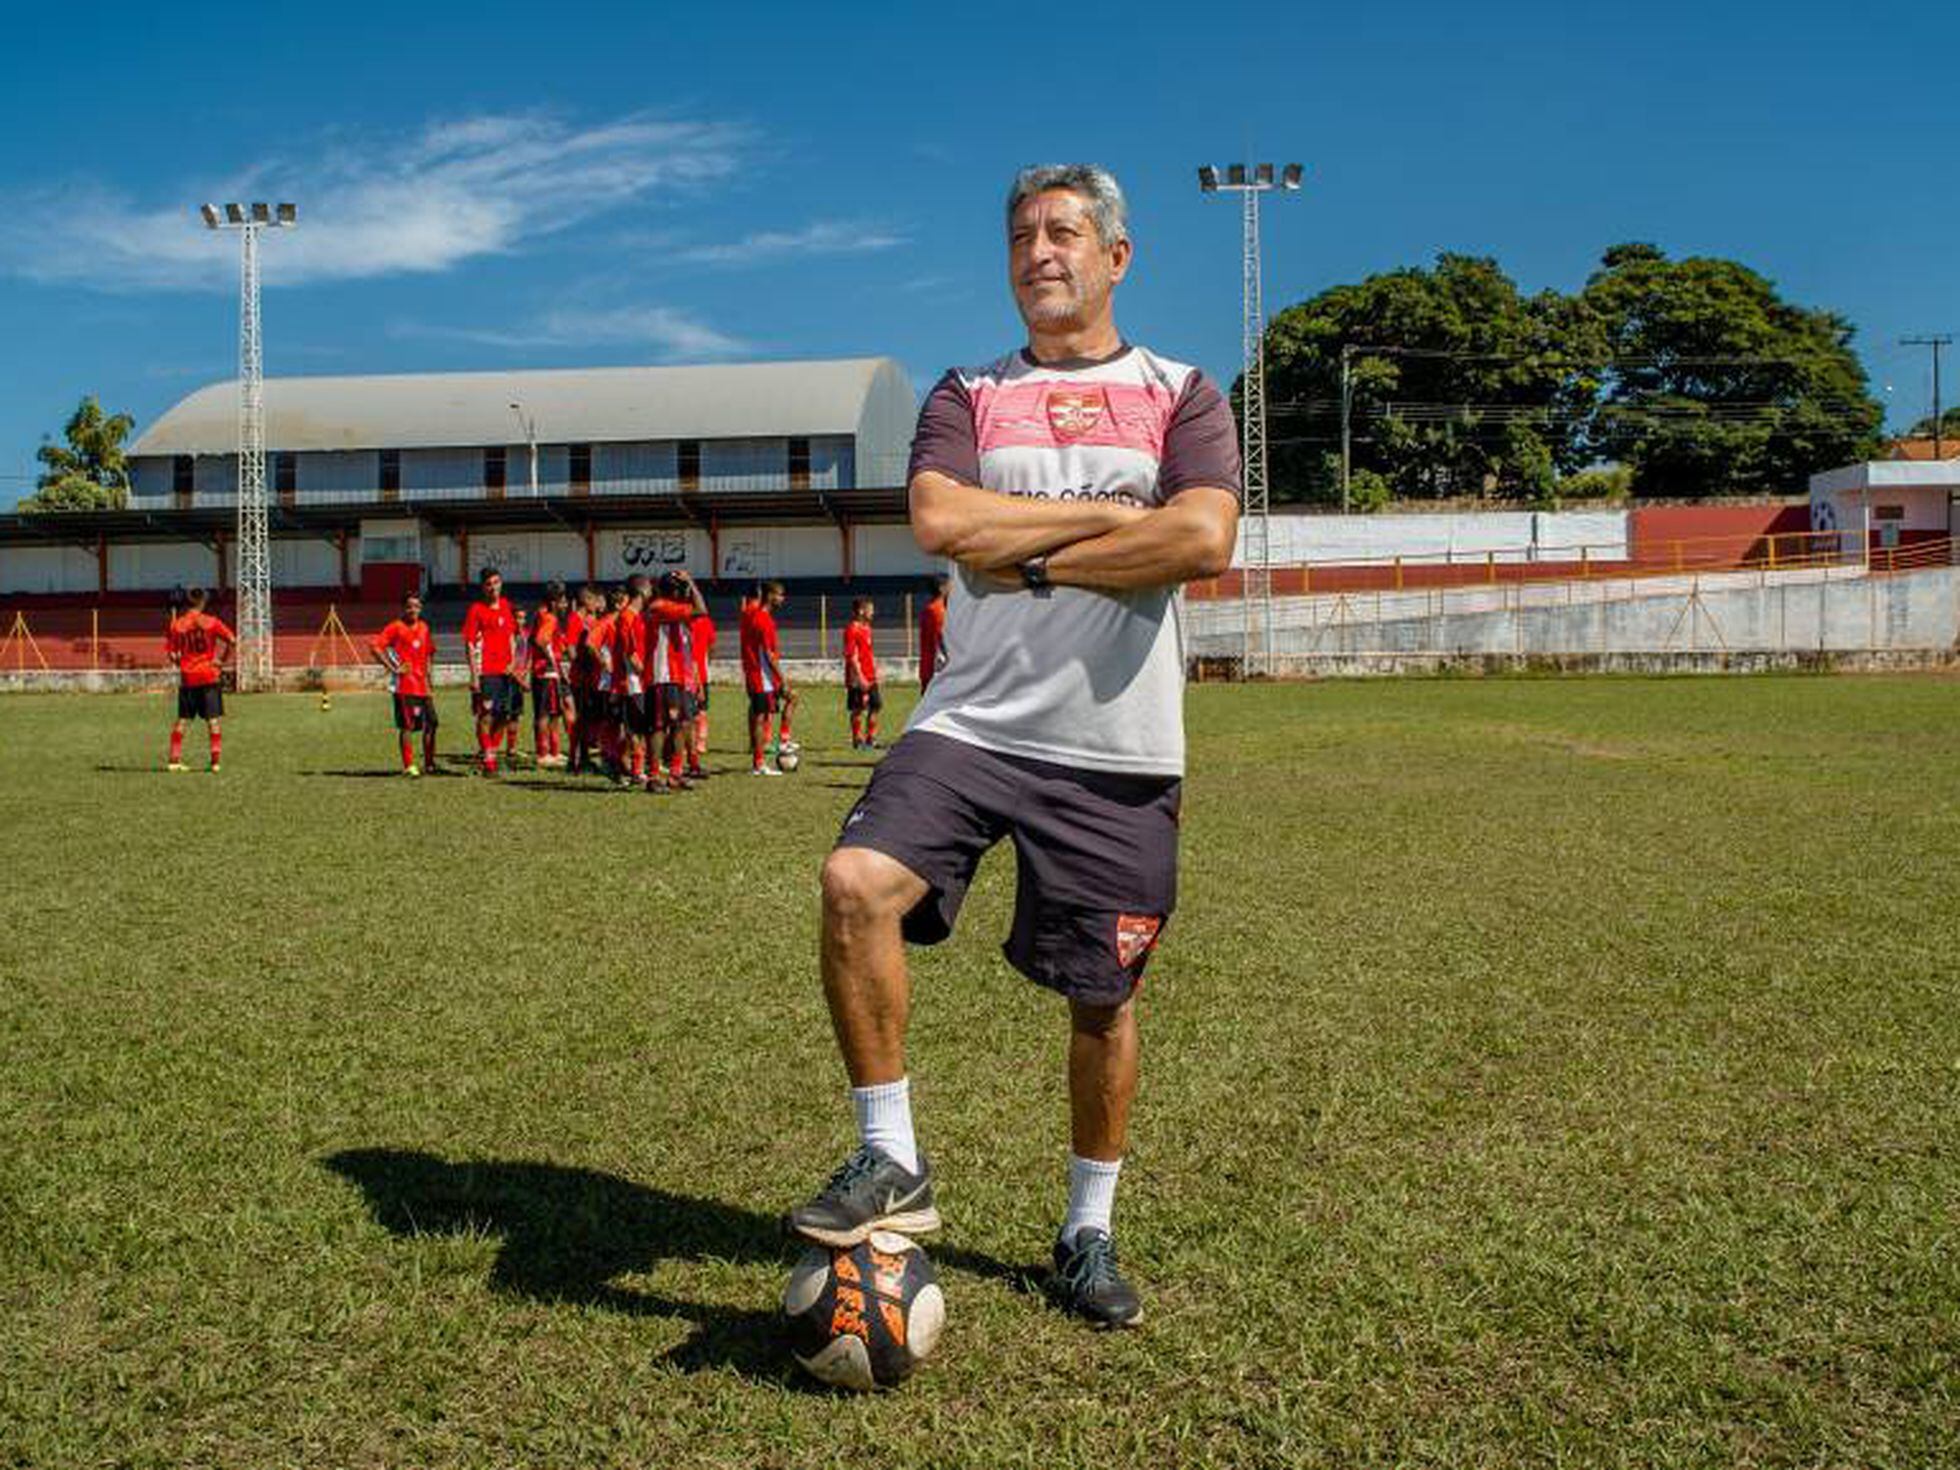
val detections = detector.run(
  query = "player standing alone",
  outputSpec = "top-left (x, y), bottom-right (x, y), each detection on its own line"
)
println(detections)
top-left (369, 591), bottom-right (439, 776)
top-left (461, 569), bottom-right (520, 776)
top-left (843, 598), bottom-right (882, 749)
top-left (740, 581), bottom-right (796, 775)
top-left (918, 574), bottom-right (949, 693)
top-left (165, 587), bottom-right (235, 772)
top-left (788, 165), bottom-right (1240, 1329)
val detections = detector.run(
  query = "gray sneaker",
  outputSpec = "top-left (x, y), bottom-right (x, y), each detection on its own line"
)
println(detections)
top-left (789, 1145), bottom-right (941, 1246)
top-left (1049, 1228), bottom-right (1143, 1329)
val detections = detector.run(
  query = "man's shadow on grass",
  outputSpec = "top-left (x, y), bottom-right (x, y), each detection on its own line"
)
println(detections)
top-left (323, 1147), bottom-right (1035, 1382)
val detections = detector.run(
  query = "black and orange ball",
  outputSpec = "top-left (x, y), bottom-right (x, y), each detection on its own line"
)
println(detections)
top-left (783, 1231), bottom-right (945, 1391)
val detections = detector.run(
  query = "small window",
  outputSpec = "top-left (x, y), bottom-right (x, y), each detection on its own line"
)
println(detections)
top-left (273, 451), bottom-right (297, 504)
top-left (568, 443), bottom-right (592, 496)
top-left (173, 455), bottom-right (194, 504)
top-left (485, 446), bottom-right (507, 498)
top-left (379, 449), bottom-right (401, 502)
top-left (678, 439), bottom-right (700, 494)
top-left (788, 436), bottom-right (811, 492)
top-left (1873, 504), bottom-right (1906, 522)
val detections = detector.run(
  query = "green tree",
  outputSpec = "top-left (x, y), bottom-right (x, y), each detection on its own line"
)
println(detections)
top-left (1257, 254), bottom-right (1597, 505)
top-left (23, 396), bottom-right (134, 512)
top-left (1904, 406), bottom-right (1960, 443)
top-left (1578, 244), bottom-right (1883, 497)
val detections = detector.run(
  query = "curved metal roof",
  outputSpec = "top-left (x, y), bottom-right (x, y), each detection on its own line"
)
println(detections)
top-left (130, 358), bottom-right (914, 456)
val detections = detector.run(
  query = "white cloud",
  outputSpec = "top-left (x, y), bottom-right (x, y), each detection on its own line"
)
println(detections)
top-left (677, 220), bottom-right (906, 265)
top-left (395, 305), bottom-right (749, 361)
top-left (0, 112), bottom-right (749, 291)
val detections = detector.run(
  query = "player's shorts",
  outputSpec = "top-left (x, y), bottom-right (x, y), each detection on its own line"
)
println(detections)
top-left (392, 693), bottom-right (438, 732)
top-left (748, 689), bottom-right (781, 718)
top-left (847, 683), bottom-right (883, 714)
top-left (834, 731), bottom-right (1180, 1008)
top-left (574, 683), bottom-right (607, 725)
top-left (653, 684), bottom-right (698, 729)
top-left (531, 677), bottom-right (565, 720)
top-left (177, 683), bottom-right (223, 721)
top-left (477, 674), bottom-right (520, 722)
top-left (621, 690), bottom-right (655, 736)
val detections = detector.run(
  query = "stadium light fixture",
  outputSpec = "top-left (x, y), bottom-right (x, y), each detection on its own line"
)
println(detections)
top-left (196, 200), bottom-right (298, 690)
top-left (1196, 159), bottom-right (1306, 676)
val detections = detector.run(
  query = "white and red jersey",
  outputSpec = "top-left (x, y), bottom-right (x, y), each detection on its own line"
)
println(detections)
top-left (645, 598), bottom-right (695, 686)
top-left (905, 344), bottom-right (1239, 777)
top-left (461, 598), bottom-right (518, 677)
top-left (372, 618), bottom-right (436, 697)
top-left (740, 602), bottom-right (782, 694)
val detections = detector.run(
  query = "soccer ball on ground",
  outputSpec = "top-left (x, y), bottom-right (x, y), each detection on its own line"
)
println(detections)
top-left (776, 742), bottom-right (802, 773)
top-left (783, 1230), bottom-right (945, 1391)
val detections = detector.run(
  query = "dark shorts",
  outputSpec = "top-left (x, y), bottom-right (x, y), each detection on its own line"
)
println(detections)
top-left (532, 678), bottom-right (565, 720)
top-left (177, 683), bottom-right (223, 721)
top-left (621, 690), bottom-right (655, 736)
top-left (653, 684), bottom-right (698, 728)
top-left (477, 674), bottom-right (520, 723)
top-left (847, 683), bottom-right (884, 714)
top-left (748, 689), bottom-right (781, 719)
top-left (834, 731), bottom-right (1181, 1008)
top-left (392, 693), bottom-right (438, 732)
top-left (575, 684), bottom-right (609, 726)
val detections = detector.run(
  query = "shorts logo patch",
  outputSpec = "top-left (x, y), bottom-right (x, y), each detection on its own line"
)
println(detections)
top-left (1046, 387), bottom-right (1107, 441)
top-left (1115, 913), bottom-right (1162, 969)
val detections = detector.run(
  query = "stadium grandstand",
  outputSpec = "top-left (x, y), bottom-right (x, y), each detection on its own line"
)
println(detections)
top-left (0, 358), bottom-right (941, 668)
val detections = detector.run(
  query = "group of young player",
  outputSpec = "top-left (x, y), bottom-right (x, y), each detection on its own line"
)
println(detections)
top-left (162, 568), bottom-right (952, 780)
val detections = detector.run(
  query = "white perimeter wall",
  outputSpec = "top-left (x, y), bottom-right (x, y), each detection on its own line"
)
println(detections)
top-left (1238, 511), bottom-right (1629, 567)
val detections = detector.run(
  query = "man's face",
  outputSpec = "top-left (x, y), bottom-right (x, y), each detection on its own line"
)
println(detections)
top-left (767, 588), bottom-right (785, 610)
top-left (404, 597), bottom-right (422, 624)
top-left (483, 574), bottom-right (503, 603)
top-left (1009, 189), bottom-right (1130, 333)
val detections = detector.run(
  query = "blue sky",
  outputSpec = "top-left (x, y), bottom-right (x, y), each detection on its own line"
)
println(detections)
top-left (2, 0), bottom-right (1953, 500)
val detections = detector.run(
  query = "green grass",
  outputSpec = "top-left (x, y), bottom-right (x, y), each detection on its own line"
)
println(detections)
top-left (2, 677), bottom-right (1957, 1468)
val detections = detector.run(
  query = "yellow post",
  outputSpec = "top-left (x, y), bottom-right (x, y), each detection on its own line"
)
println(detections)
top-left (1486, 550), bottom-right (1496, 585)
top-left (1767, 534), bottom-right (1778, 570)
top-left (1581, 546), bottom-right (1590, 580)
top-left (92, 607), bottom-right (100, 669)
top-left (1394, 556), bottom-right (1403, 591)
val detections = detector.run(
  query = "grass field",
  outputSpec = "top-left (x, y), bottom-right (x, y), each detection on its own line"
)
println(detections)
top-left (2, 677), bottom-right (1957, 1468)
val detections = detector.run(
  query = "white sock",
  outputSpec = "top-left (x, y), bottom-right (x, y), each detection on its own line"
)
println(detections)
top-left (852, 1077), bottom-right (919, 1174)
top-left (1063, 1154), bottom-right (1122, 1244)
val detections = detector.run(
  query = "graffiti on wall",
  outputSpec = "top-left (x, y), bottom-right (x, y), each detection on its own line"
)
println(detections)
top-left (622, 531), bottom-right (690, 569)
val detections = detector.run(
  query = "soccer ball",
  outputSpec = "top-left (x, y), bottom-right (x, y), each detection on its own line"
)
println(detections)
top-left (783, 1230), bottom-right (945, 1391)
top-left (776, 742), bottom-right (802, 773)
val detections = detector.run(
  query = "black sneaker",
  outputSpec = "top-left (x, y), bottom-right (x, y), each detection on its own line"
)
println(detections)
top-left (788, 1145), bottom-right (941, 1246)
top-left (1049, 1228), bottom-right (1143, 1329)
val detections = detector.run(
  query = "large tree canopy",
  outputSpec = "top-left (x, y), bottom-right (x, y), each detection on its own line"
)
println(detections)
top-left (24, 396), bottom-right (134, 512)
top-left (1253, 245), bottom-right (1881, 505)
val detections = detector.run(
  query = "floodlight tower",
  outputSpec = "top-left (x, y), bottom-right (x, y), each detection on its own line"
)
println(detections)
top-left (200, 201), bottom-right (296, 690)
top-left (1198, 162), bottom-right (1302, 678)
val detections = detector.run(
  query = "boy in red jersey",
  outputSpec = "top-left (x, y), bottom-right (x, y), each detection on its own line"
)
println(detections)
top-left (918, 574), bottom-right (949, 692)
top-left (843, 597), bottom-right (883, 749)
top-left (529, 582), bottom-right (572, 768)
top-left (369, 591), bottom-right (439, 776)
top-left (646, 569), bottom-right (709, 790)
top-left (612, 576), bottom-right (652, 787)
top-left (461, 568), bottom-right (520, 776)
top-left (566, 584), bottom-right (603, 773)
top-left (739, 580), bottom-right (797, 775)
top-left (590, 585), bottom-right (626, 777)
top-left (503, 601), bottom-right (528, 763)
top-left (164, 586), bottom-right (235, 771)
top-left (688, 601), bottom-right (717, 779)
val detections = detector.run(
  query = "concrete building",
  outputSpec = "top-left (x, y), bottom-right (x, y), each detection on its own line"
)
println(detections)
top-left (1808, 459), bottom-right (1960, 561)
top-left (2, 358), bottom-right (925, 597)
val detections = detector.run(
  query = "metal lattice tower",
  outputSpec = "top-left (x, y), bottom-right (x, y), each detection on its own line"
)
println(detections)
top-left (1198, 163), bottom-right (1301, 678)
top-left (201, 202), bottom-right (296, 690)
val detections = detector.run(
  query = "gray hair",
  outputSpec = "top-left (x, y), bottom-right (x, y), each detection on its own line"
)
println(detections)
top-left (1005, 164), bottom-right (1129, 246)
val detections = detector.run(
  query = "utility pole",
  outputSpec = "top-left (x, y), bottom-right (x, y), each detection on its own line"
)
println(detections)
top-left (1198, 162), bottom-right (1303, 678)
top-left (1340, 343), bottom-right (1354, 513)
top-left (200, 202), bottom-right (296, 691)
top-left (1902, 335), bottom-right (1953, 460)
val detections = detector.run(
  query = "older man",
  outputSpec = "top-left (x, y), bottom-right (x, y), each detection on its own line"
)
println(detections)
top-left (789, 164), bottom-right (1240, 1328)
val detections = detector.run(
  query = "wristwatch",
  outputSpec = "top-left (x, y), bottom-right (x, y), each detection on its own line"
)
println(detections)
top-left (1019, 555), bottom-right (1051, 591)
